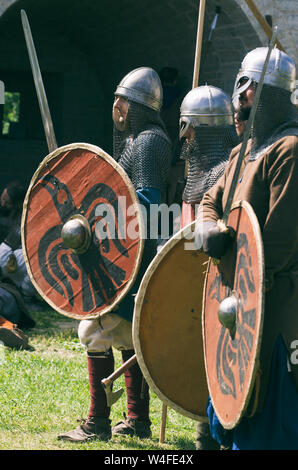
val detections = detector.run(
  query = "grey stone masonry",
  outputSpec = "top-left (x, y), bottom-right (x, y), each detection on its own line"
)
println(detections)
top-left (0, 0), bottom-right (297, 187)
top-left (1, 0), bottom-right (297, 66)
top-left (239, 0), bottom-right (298, 67)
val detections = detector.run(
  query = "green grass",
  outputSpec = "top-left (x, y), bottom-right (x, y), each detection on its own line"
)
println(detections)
top-left (0, 308), bottom-right (197, 450)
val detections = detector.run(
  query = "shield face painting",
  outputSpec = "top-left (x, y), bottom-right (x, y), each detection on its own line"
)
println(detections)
top-left (202, 201), bottom-right (265, 429)
top-left (133, 221), bottom-right (209, 421)
top-left (22, 143), bottom-right (144, 320)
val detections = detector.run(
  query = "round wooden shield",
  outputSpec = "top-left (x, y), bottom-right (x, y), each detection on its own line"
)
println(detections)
top-left (22, 143), bottom-right (144, 320)
top-left (133, 221), bottom-right (209, 421)
top-left (202, 200), bottom-right (265, 429)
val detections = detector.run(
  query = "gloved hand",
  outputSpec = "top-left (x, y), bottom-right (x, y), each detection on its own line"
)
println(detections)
top-left (201, 220), bottom-right (235, 259)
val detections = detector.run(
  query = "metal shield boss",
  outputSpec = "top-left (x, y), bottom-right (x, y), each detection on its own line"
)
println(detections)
top-left (22, 143), bottom-right (144, 320)
top-left (202, 201), bottom-right (265, 429)
top-left (133, 221), bottom-right (209, 421)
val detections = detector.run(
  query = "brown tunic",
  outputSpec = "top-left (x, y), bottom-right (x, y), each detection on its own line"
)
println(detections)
top-left (200, 134), bottom-right (298, 409)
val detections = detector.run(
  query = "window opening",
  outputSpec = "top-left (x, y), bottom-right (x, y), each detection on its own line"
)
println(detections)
top-left (2, 92), bottom-right (21, 136)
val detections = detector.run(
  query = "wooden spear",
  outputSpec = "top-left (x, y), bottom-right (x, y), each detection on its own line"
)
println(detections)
top-left (192, 0), bottom-right (207, 89)
top-left (243, 0), bottom-right (286, 52)
top-left (160, 0), bottom-right (207, 445)
top-left (181, 0), bottom-right (207, 227)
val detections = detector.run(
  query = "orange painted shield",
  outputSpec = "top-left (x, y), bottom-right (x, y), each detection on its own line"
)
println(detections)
top-left (22, 143), bottom-right (144, 320)
top-left (202, 201), bottom-right (265, 429)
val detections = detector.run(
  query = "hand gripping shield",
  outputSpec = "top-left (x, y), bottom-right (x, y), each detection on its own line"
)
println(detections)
top-left (22, 143), bottom-right (144, 320)
top-left (133, 221), bottom-right (209, 421)
top-left (202, 201), bottom-right (265, 429)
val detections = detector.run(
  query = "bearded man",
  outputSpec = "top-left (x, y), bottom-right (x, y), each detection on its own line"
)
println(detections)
top-left (58, 67), bottom-right (172, 442)
top-left (198, 47), bottom-right (298, 450)
top-left (178, 85), bottom-right (238, 450)
top-left (180, 84), bottom-right (238, 226)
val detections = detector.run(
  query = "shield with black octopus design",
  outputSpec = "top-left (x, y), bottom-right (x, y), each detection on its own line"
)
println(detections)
top-left (21, 143), bottom-right (144, 320)
top-left (202, 200), bottom-right (265, 429)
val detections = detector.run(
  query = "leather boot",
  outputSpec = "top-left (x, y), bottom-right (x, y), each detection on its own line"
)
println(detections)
top-left (112, 349), bottom-right (151, 438)
top-left (0, 316), bottom-right (31, 350)
top-left (58, 350), bottom-right (114, 442)
top-left (196, 421), bottom-right (220, 450)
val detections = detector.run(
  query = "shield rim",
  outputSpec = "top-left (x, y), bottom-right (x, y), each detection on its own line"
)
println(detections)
top-left (21, 142), bottom-right (145, 320)
top-left (133, 220), bottom-right (208, 422)
top-left (202, 200), bottom-right (265, 429)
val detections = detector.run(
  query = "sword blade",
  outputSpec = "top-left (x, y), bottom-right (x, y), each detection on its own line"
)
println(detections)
top-left (21, 10), bottom-right (57, 153)
top-left (222, 26), bottom-right (278, 225)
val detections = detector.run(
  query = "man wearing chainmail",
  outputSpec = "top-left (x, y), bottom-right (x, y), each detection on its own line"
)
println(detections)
top-left (180, 85), bottom-right (238, 225)
top-left (179, 85), bottom-right (238, 450)
top-left (234, 107), bottom-right (248, 141)
top-left (198, 47), bottom-right (298, 449)
top-left (59, 67), bottom-right (172, 442)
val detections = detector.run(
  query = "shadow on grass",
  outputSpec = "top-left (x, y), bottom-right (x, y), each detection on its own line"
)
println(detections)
top-left (171, 437), bottom-right (196, 450)
top-left (22, 308), bottom-right (81, 354)
top-left (25, 308), bottom-right (78, 337)
top-left (18, 308), bottom-right (197, 452)
top-left (109, 437), bottom-right (164, 450)
top-left (27, 308), bottom-right (76, 329)
top-left (111, 436), bottom-right (196, 451)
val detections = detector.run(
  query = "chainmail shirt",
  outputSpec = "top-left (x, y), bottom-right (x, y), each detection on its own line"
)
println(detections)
top-left (181, 126), bottom-right (238, 204)
top-left (113, 100), bottom-right (172, 203)
top-left (112, 100), bottom-right (172, 321)
top-left (250, 83), bottom-right (298, 159)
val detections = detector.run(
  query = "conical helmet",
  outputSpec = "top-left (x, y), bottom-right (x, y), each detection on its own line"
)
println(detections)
top-left (179, 85), bottom-right (234, 139)
top-left (232, 47), bottom-right (296, 106)
top-left (115, 67), bottom-right (163, 111)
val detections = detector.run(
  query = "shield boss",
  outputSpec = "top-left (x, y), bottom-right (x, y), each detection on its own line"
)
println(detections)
top-left (203, 201), bottom-right (264, 429)
top-left (22, 143), bottom-right (144, 320)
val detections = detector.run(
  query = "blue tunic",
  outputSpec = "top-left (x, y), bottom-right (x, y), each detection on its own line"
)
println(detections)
top-left (116, 187), bottom-right (160, 322)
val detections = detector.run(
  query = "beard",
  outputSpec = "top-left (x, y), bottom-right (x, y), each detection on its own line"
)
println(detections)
top-left (180, 137), bottom-right (197, 163)
top-left (113, 116), bottom-right (127, 131)
top-left (112, 111), bottom-right (127, 132)
top-left (237, 106), bottom-right (251, 122)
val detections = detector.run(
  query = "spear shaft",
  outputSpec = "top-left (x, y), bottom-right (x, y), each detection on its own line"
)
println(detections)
top-left (222, 26), bottom-right (278, 225)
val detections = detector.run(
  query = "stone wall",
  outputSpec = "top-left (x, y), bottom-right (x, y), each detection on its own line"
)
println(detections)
top-left (239, 0), bottom-right (298, 66)
top-left (0, 0), bottom-right (297, 188)
top-left (1, 0), bottom-right (297, 63)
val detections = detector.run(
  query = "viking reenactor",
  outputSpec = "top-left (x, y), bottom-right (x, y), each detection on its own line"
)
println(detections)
top-left (21, 12), bottom-right (172, 442)
top-left (179, 85), bottom-right (238, 450)
top-left (130, 85), bottom-right (238, 449)
top-left (198, 46), bottom-right (298, 449)
top-left (58, 67), bottom-right (172, 442)
top-left (179, 85), bottom-right (238, 222)
top-left (0, 180), bottom-right (36, 303)
top-left (0, 180), bottom-right (36, 343)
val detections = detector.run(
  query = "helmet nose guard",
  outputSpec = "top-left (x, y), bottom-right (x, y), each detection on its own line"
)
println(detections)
top-left (232, 47), bottom-right (296, 108)
top-left (179, 117), bottom-right (191, 140)
top-left (179, 85), bottom-right (234, 136)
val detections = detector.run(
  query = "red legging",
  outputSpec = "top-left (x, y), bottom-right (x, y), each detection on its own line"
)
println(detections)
top-left (122, 349), bottom-right (150, 420)
top-left (87, 351), bottom-right (114, 418)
